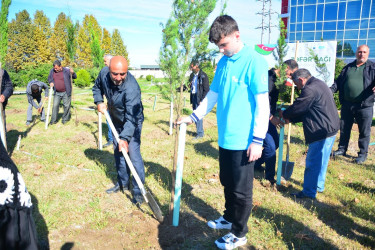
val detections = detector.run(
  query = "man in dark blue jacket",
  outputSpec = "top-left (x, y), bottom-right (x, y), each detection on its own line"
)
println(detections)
top-left (281, 69), bottom-right (340, 199)
top-left (92, 56), bottom-right (145, 204)
top-left (331, 45), bottom-right (375, 164)
top-left (48, 60), bottom-right (77, 125)
top-left (1, 68), bottom-right (13, 146)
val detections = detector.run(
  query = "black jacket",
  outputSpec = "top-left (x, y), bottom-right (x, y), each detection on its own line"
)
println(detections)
top-left (92, 67), bottom-right (144, 142)
top-left (330, 59), bottom-right (375, 107)
top-left (189, 70), bottom-right (210, 104)
top-left (48, 67), bottom-right (77, 96)
top-left (283, 77), bottom-right (340, 144)
top-left (0, 69), bottom-right (13, 108)
top-left (268, 68), bottom-right (279, 116)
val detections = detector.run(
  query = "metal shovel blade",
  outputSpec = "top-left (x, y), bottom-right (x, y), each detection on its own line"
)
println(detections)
top-left (281, 161), bottom-right (295, 180)
top-left (145, 192), bottom-right (164, 223)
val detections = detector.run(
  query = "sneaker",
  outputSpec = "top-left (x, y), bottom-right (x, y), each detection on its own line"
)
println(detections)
top-left (333, 149), bottom-right (346, 157)
top-left (291, 191), bottom-right (316, 200)
top-left (215, 232), bottom-right (247, 250)
top-left (207, 216), bottom-right (232, 230)
top-left (26, 121), bottom-right (31, 126)
top-left (103, 141), bottom-right (113, 147)
top-left (355, 154), bottom-right (367, 164)
top-left (132, 194), bottom-right (144, 204)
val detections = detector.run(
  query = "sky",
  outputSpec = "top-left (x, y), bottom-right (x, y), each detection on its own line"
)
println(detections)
top-left (7, 0), bottom-right (282, 68)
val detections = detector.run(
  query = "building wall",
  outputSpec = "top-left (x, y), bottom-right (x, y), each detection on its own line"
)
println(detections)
top-left (282, 0), bottom-right (375, 62)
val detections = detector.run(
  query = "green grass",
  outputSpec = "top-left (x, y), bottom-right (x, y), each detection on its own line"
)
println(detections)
top-left (4, 85), bottom-right (375, 249)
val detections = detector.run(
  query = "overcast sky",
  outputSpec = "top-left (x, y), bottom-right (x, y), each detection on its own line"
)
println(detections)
top-left (8, 0), bottom-right (282, 68)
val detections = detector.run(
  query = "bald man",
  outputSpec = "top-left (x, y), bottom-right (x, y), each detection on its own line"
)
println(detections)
top-left (92, 56), bottom-right (145, 204)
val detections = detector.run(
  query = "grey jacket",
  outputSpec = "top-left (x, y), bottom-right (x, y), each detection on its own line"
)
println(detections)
top-left (26, 80), bottom-right (49, 108)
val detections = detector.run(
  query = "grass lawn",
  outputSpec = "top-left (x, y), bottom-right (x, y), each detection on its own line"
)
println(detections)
top-left (3, 83), bottom-right (375, 249)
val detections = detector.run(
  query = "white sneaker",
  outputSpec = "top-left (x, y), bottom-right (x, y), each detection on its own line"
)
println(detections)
top-left (207, 216), bottom-right (232, 230)
top-left (215, 232), bottom-right (247, 249)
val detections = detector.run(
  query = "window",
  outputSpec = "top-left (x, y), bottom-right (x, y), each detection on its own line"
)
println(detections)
top-left (303, 23), bottom-right (315, 31)
top-left (360, 19), bottom-right (369, 29)
top-left (370, 19), bottom-right (375, 29)
top-left (317, 4), bottom-right (324, 20)
top-left (324, 3), bottom-right (338, 21)
top-left (303, 32), bottom-right (315, 41)
top-left (323, 31), bottom-right (336, 40)
top-left (305, 0), bottom-right (317, 4)
top-left (371, 1), bottom-right (375, 18)
top-left (359, 30), bottom-right (368, 39)
top-left (338, 2), bottom-right (346, 20)
top-left (289, 32), bottom-right (296, 41)
top-left (337, 21), bottom-right (345, 30)
top-left (362, 0), bottom-right (371, 18)
top-left (296, 32), bottom-right (302, 40)
top-left (346, 20), bottom-right (359, 30)
top-left (291, 7), bottom-right (296, 23)
top-left (369, 30), bottom-right (375, 39)
top-left (337, 31), bottom-right (344, 39)
top-left (343, 40), bottom-right (357, 56)
top-left (315, 31), bottom-right (323, 40)
top-left (324, 21), bottom-right (337, 30)
top-left (316, 22), bottom-right (323, 30)
top-left (367, 40), bottom-right (375, 57)
top-left (297, 6), bottom-right (303, 22)
top-left (291, 0), bottom-right (297, 6)
top-left (346, 1), bottom-right (361, 19)
top-left (297, 23), bottom-right (302, 31)
top-left (304, 5), bottom-right (316, 22)
top-left (345, 30), bottom-right (359, 39)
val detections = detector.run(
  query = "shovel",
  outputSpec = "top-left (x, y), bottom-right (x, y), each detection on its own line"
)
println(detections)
top-left (104, 110), bottom-right (163, 222)
top-left (282, 123), bottom-right (295, 180)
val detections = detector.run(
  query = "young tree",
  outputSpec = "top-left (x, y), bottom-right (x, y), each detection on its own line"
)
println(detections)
top-left (159, 0), bottom-right (217, 223)
top-left (111, 29), bottom-right (129, 63)
top-left (0, 0), bottom-right (12, 65)
top-left (90, 28), bottom-right (104, 68)
top-left (65, 18), bottom-right (78, 66)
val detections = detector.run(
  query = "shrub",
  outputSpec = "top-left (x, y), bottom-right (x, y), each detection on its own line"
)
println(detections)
top-left (7, 63), bottom-right (51, 87)
top-left (139, 75), bottom-right (144, 79)
top-left (86, 67), bottom-right (101, 82)
top-left (146, 75), bottom-right (153, 81)
top-left (75, 69), bottom-right (91, 88)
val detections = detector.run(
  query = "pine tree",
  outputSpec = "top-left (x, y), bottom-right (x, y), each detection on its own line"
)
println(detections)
top-left (111, 29), bottom-right (129, 63)
top-left (6, 10), bottom-right (36, 71)
top-left (0, 0), bottom-right (12, 66)
top-left (50, 12), bottom-right (69, 65)
top-left (101, 28), bottom-right (112, 54)
top-left (33, 10), bottom-right (53, 65)
top-left (65, 18), bottom-right (78, 67)
top-left (90, 28), bottom-right (104, 68)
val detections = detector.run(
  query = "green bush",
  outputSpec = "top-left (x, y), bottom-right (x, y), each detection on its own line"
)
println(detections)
top-left (7, 63), bottom-right (51, 87)
top-left (86, 67), bottom-right (101, 82)
top-left (75, 69), bottom-right (91, 88)
top-left (146, 75), bottom-right (153, 81)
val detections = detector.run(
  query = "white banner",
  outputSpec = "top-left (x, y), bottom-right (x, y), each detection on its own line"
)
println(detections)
top-left (262, 41), bottom-right (337, 86)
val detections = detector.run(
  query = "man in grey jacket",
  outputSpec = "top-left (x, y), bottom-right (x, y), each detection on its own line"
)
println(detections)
top-left (47, 60), bottom-right (76, 125)
top-left (26, 80), bottom-right (49, 125)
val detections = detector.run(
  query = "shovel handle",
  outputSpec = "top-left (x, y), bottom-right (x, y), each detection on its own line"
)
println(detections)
top-left (104, 110), bottom-right (148, 201)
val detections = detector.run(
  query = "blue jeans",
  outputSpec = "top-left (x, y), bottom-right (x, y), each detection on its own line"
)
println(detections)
top-left (255, 121), bottom-right (279, 182)
top-left (113, 122), bottom-right (145, 196)
top-left (106, 120), bottom-right (113, 142)
top-left (303, 135), bottom-right (336, 198)
top-left (192, 93), bottom-right (204, 137)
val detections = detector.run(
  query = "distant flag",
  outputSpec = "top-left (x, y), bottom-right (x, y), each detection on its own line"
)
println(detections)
top-left (255, 44), bottom-right (277, 55)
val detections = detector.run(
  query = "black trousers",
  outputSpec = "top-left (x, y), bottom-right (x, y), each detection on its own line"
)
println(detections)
top-left (338, 102), bottom-right (373, 156)
top-left (219, 147), bottom-right (254, 238)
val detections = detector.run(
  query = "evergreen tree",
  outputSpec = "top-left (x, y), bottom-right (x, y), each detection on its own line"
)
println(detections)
top-left (6, 10), bottom-right (36, 71)
top-left (33, 10), bottom-right (53, 65)
top-left (111, 29), bottom-right (129, 63)
top-left (90, 28), bottom-right (104, 68)
top-left (101, 28), bottom-right (112, 54)
top-left (50, 12), bottom-right (69, 65)
top-left (0, 0), bottom-right (11, 65)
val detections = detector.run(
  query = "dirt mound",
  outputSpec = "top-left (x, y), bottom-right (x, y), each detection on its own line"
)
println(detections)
top-left (68, 131), bottom-right (97, 147)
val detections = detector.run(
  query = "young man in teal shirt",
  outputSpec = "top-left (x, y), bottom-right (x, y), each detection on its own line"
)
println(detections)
top-left (178, 15), bottom-right (269, 249)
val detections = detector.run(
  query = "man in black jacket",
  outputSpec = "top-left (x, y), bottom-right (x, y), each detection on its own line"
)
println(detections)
top-left (281, 69), bottom-right (340, 199)
top-left (331, 45), bottom-right (375, 164)
top-left (0, 68), bottom-right (13, 145)
top-left (189, 60), bottom-right (210, 139)
top-left (92, 56), bottom-right (145, 204)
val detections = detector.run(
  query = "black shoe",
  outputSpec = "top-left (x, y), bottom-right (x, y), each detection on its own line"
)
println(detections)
top-left (106, 183), bottom-right (128, 194)
top-left (103, 141), bottom-right (113, 147)
top-left (291, 191), bottom-right (316, 199)
top-left (355, 154), bottom-right (367, 164)
top-left (132, 194), bottom-right (144, 204)
top-left (193, 135), bottom-right (203, 140)
top-left (333, 149), bottom-right (346, 157)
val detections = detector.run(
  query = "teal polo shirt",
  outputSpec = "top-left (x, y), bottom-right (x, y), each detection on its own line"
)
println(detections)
top-left (210, 45), bottom-right (269, 150)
